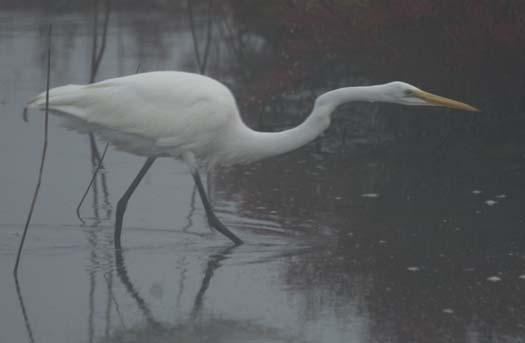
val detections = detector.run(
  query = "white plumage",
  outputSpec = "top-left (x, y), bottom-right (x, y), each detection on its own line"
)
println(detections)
top-left (27, 71), bottom-right (245, 167)
top-left (27, 71), bottom-right (478, 168)
top-left (26, 71), bottom-right (478, 244)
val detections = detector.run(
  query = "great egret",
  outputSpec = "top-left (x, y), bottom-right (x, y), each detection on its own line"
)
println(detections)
top-left (26, 71), bottom-right (478, 246)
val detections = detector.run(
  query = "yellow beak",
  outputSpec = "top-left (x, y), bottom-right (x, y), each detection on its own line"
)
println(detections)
top-left (413, 90), bottom-right (479, 112)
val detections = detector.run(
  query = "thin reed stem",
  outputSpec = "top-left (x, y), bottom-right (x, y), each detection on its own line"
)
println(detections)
top-left (14, 25), bottom-right (52, 276)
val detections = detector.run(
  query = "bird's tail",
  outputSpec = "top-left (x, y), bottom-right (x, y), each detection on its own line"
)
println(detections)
top-left (24, 84), bottom-right (84, 122)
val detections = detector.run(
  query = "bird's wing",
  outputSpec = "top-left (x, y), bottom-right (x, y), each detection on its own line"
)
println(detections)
top-left (29, 72), bottom-right (238, 150)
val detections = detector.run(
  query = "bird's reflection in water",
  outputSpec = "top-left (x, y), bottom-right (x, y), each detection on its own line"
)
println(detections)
top-left (107, 245), bottom-right (306, 343)
top-left (112, 244), bottom-right (238, 336)
top-left (191, 245), bottom-right (236, 319)
top-left (114, 247), bottom-right (163, 330)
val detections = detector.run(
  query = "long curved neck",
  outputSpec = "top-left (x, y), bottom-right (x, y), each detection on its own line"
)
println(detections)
top-left (223, 85), bottom-right (384, 164)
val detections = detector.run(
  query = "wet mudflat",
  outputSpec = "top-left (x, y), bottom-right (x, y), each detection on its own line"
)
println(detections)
top-left (1, 2), bottom-right (525, 342)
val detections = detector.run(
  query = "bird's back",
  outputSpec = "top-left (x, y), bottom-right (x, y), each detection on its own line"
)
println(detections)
top-left (27, 71), bottom-right (241, 157)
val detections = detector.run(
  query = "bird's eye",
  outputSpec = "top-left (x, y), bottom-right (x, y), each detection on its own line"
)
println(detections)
top-left (404, 89), bottom-right (414, 96)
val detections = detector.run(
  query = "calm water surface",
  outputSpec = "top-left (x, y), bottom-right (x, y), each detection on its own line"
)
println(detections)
top-left (1, 2), bottom-right (525, 343)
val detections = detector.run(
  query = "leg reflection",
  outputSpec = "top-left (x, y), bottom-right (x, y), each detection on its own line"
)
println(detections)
top-left (191, 245), bottom-right (238, 319)
top-left (114, 244), bottom-right (240, 329)
top-left (114, 248), bottom-right (162, 329)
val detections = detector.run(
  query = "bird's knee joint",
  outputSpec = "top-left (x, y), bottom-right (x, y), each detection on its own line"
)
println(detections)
top-left (116, 200), bottom-right (128, 213)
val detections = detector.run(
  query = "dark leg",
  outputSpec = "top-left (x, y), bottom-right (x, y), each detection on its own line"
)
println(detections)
top-left (192, 171), bottom-right (243, 245)
top-left (115, 157), bottom-right (156, 248)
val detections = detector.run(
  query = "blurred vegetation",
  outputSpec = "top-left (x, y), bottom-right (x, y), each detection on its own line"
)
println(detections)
top-left (4, 0), bottom-right (524, 149)
top-left (222, 0), bottom-right (525, 149)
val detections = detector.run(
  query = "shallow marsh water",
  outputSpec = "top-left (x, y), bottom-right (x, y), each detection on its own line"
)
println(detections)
top-left (1, 2), bottom-right (525, 342)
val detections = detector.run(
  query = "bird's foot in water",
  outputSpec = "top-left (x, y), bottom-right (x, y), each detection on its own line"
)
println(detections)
top-left (207, 214), bottom-right (243, 246)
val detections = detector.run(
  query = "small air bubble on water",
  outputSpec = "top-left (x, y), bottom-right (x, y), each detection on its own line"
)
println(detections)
top-left (487, 276), bottom-right (502, 282)
top-left (361, 193), bottom-right (379, 198)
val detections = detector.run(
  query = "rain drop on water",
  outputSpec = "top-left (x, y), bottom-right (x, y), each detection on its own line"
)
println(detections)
top-left (487, 276), bottom-right (502, 282)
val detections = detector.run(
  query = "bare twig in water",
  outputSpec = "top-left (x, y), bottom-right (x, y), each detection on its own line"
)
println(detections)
top-left (86, 0), bottom-right (110, 166)
top-left (102, 272), bottom-right (127, 330)
top-left (76, 142), bottom-right (109, 224)
top-left (187, 0), bottom-right (213, 222)
top-left (181, 185), bottom-right (197, 232)
top-left (75, 0), bottom-right (113, 225)
top-left (75, 64), bottom-right (141, 223)
top-left (22, 107), bottom-right (29, 122)
top-left (187, 0), bottom-right (214, 74)
top-left (14, 276), bottom-right (35, 343)
top-left (90, 0), bottom-right (111, 83)
top-left (14, 25), bottom-right (52, 275)
top-left (94, 0), bottom-right (111, 79)
top-left (201, 0), bottom-right (214, 72)
top-left (88, 0), bottom-right (111, 181)
top-left (187, 0), bottom-right (201, 69)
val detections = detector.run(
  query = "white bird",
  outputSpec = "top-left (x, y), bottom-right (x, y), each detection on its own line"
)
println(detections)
top-left (26, 71), bottom-right (478, 245)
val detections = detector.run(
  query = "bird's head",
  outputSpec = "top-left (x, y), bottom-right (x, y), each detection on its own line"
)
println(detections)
top-left (380, 81), bottom-right (479, 111)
